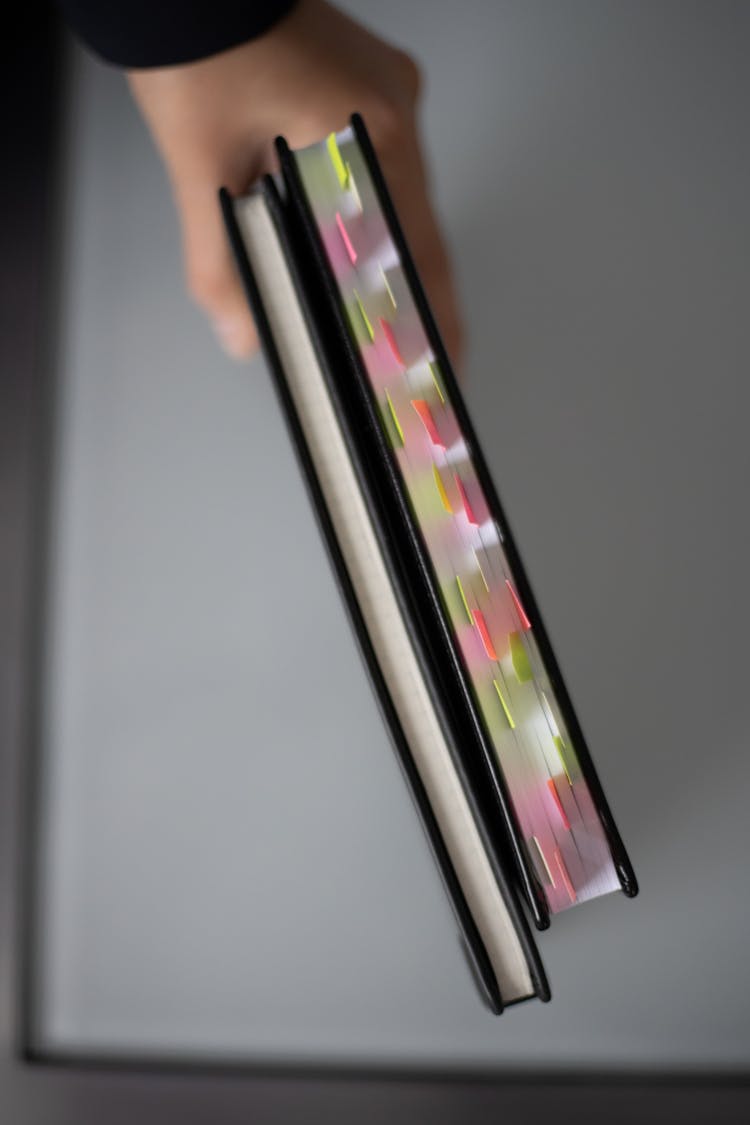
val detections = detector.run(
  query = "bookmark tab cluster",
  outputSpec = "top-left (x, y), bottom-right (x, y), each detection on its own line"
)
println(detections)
top-left (292, 128), bottom-right (623, 913)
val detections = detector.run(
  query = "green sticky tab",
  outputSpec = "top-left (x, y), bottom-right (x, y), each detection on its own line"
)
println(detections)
top-left (353, 290), bottom-right (374, 342)
top-left (456, 575), bottom-right (473, 624)
top-left (326, 132), bottom-right (349, 188)
top-left (493, 680), bottom-right (515, 729)
top-left (509, 630), bottom-right (532, 683)
top-left (380, 264), bottom-right (397, 309)
top-left (385, 389), bottom-right (404, 446)
top-left (347, 163), bottom-right (363, 211)
top-left (554, 735), bottom-right (572, 785)
top-left (433, 464), bottom-right (452, 512)
top-left (473, 547), bottom-right (490, 592)
top-left (429, 360), bottom-right (445, 403)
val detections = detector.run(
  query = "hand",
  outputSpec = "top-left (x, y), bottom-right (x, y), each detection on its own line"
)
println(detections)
top-left (128, 0), bottom-right (463, 366)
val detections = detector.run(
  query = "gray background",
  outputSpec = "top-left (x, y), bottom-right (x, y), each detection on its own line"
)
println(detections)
top-left (30, 0), bottom-right (750, 1072)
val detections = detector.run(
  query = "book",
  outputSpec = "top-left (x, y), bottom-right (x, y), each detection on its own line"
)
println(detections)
top-left (220, 114), bottom-right (637, 1013)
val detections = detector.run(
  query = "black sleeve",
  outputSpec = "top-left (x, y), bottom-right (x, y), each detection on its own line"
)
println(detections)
top-left (58, 0), bottom-right (299, 68)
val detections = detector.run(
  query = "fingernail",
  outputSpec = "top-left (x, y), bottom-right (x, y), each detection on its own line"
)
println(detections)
top-left (213, 317), bottom-right (249, 359)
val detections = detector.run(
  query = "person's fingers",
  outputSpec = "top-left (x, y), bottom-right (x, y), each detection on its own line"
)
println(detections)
top-left (173, 135), bottom-right (462, 373)
top-left (175, 146), bottom-right (463, 371)
top-left (177, 179), bottom-right (259, 359)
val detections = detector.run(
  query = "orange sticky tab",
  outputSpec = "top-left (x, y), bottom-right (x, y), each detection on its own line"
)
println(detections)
top-left (506, 579), bottom-right (532, 630)
top-left (433, 464), bottom-right (452, 512)
top-left (335, 211), bottom-right (357, 265)
top-left (473, 609), bottom-right (497, 660)
top-left (380, 318), bottom-right (405, 367)
top-left (554, 848), bottom-right (577, 903)
top-left (547, 778), bottom-right (571, 830)
top-left (411, 400), bottom-right (444, 447)
top-left (454, 472), bottom-right (478, 525)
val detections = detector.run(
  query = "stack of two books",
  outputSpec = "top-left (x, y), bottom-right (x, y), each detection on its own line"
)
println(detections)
top-left (221, 115), bottom-right (637, 1014)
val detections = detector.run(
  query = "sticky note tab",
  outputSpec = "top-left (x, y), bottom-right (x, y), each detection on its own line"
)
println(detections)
top-left (554, 848), bottom-right (577, 903)
top-left (531, 835), bottom-right (554, 885)
top-left (353, 290), bottom-right (374, 341)
top-left (411, 400), bottom-right (444, 447)
top-left (336, 211), bottom-right (357, 265)
top-left (456, 575), bottom-right (473, 624)
top-left (540, 690), bottom-right (560, 736)
top-left (473, 548), bottom-right (490, 592)
top-left (428, 360), bottom-right (445, 403)
top-left (547, 778), bottom-right (571, 830)
top-left (509, 630), bottom-right (532, 682)
top-left (473, 609), bottom-right (497, 660)
top-left (554, 735), bottom-right (572, 785)
top-left (380, 264), bottom-right (397, 309)
top-left (454, 472), bottom-right (478, 525)
top-left (380, 317), bottom-right (405, 367)
top-left (346, 162), bottom-right (362, 211)
top-left (326, 132), bottom-right (349, 188)
top-left (506, 579), bottom-right (532, 630)
top-left (493, 679), bottom-right (515, 728)
top-left (433, 464), bottom-right (452, 512)
top-left (385, 389), bottom-right (404, 445)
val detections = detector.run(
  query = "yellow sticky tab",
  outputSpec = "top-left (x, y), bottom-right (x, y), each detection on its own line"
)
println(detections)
top-left (509, 630), bottom-right (532, 683)
top-left (456, 575), bottom-right (473, 624)
top-left (326, 132), bottom-right (348, 188)
top-left (473, 548), bottom-right (490, 592)
top-left (493, 680), bottom-right (515, 729)
top-left (385, 389), bottom-right (404, 446)
top-left (433, 464), bottom-right (452, 512)
top-left (380, 264), bottom-right (397, 309)
top-left (346, 163), bottom-right (363, 211)
top-left (353, 290), bottom-right (374, 342)
top-left (554, 735), bottom-right (572, 785)
top-left (429, 360), bottom-right (445, 403)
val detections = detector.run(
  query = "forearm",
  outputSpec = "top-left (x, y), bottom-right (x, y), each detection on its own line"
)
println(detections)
top-left (57, 0), bottom-right (298, 67)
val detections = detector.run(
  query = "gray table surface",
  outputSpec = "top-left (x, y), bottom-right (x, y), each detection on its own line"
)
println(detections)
top-left (29, 0), bottom-right (750, 1072)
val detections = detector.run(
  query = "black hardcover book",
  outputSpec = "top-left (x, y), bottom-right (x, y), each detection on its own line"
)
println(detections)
top-left (220, 115), bottom-right (636, 1012)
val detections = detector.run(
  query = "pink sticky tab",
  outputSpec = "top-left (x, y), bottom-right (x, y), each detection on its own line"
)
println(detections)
top-left (506, 579), bottom-right (532, 630)
top-left (379, 318), bottom-right (405, 367)
top-left (454, 472), bottom-right (478, 525)
top-left (547, 778), bottom-right (571, 830)
top-left (411, 400), bottom-right (444, 447)
top-left (554, 848), bottom-right (577, 903)
top-left (335, 211), bottom-right (357, 265)
top-left (473, 609), bottom-right (497, 660)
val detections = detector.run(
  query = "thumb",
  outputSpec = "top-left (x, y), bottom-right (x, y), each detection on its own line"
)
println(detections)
top-left (178, 180), bottom-right (258, 359)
